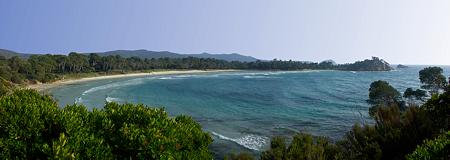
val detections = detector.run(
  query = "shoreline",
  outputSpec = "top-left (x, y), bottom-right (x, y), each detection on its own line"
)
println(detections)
top-left (26, 70), bottom-right (239, 92)
top-left (25, 69), bottom-right (383, 92)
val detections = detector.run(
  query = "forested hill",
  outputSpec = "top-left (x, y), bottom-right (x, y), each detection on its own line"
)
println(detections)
top-left (0, 49), bottom-right (31, 59)
top-left (337, 57), bottom-right (392, 71)
top-left (0, 49), bottom-right (258, 62)
top-left (92, 50), bottom-right (259, 62)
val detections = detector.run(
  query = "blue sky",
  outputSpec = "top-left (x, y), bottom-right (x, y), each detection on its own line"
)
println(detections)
top-left (1, 0), bottom-right (449, 65)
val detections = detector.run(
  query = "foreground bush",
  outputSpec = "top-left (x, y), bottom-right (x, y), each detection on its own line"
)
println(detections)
top-left (0, 89), bottom-right (212, 159)
top-left (258, 99), bottom-right (439, 160)
top-left (407, 131), bottom-right (450, 160)
top-left (340, 105), bottom-right (435, 160)
top-left (0, 78), bottom-right (14, 96)
top-left (225, 152), bottom-right (255, 160)
top-left (260, 133), bottom-right (341, 160)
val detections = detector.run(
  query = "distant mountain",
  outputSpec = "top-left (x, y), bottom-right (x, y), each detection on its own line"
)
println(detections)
top-left (90, 50), bottom-right (258, 62)
top-left (185, 52), bottom-right (258, 62)
top-left (0, 49), bottom-right (259, 62)
top-left (0, 49), bottom-right (32, 59)
top-left (0, 49), bottom-right (24, 59)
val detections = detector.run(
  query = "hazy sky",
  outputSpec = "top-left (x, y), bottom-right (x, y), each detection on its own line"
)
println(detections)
top-left (1, 0), bottom-right (449, 64)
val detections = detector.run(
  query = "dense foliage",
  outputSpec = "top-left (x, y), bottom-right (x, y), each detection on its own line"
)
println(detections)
top-left (0, 53), bottom-right (391, 84)
top-left (367, 80), bottom-right (402, 107)
top-left (406, 131), bottom-right (450, 160)
top-left (0, 78), bottom-right (14, 96)
top-left (260, 134), bottom-right (341, 160)
top-left (258, 67), bottom-right (449, 160)
top-left (419, 67), bottom-right (448, 95)
top-left (338, 57), bottom-right (391, 71)
top-left (225, 152), bottom-right (255, 160)
top-left (403, 88), bottom-right (426, 103)
top-left (366, 80), bottom-right (404, 117)
top-left (0, 90), bottom-right (212, 159)
top-left (421, 88), bottom-right (450, 133)
top-left (339, 104), bottom-right (434, 159)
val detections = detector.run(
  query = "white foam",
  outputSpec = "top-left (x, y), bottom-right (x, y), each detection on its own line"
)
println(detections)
top-left (175, 75), bottom-right (193, 78)
top-left (264, 70), bottom-right (322, 75)
top-left (82, 78), bottom-right (149, 95)
top-left (158, 77), bottom-right (173, 80)
top-left (243, 75), bottom-right (272, 79)
top-left (220, 70), bottom-right (322, 77)
top-left (211, 132), bottom-right (269, 151)
top-left (75, 97), bottom-right (83, 104)
top-left (105, 96), bottom-right (121, 103)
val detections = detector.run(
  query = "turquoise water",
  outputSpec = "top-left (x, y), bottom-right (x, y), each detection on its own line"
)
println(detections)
top-left (49, 66), bottom-right (449, 158)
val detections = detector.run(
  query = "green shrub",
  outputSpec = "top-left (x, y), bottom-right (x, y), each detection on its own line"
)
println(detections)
top-left (0, 78), bottom-right (14, 96)
top-left (225, 152), bottom-right (255, 160)
top-left (339, 105), bottom-right (435, 160)
top-left (421, 90), bottom-right (450, 132)
top-left (0, 89), bottom-right (212, 159)
top-left (260, 133), bottom-right (341, 160)
top-left (260, 136), bottom-right (287, 160)
top-left (407, 131), bottom-right (450, 160)
top-left (0, 90), bottom-right (60, 159)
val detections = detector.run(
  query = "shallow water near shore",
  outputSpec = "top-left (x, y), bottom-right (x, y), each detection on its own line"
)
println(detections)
top-left (49, 66), bottom-right (449, 158)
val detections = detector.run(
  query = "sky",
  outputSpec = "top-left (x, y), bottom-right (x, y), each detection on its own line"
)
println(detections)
top-left (1, 0), bottom-right (449, 65)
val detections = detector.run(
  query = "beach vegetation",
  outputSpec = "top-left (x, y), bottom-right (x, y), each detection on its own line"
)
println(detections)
top-left (0, 90), bottom-right (212, 159)
top-left (260, 134), bottom-right (341, 160)
top-left (225, 152), bottom-right (255, 160)
top-left (406, 131), bottom-right (450, 160)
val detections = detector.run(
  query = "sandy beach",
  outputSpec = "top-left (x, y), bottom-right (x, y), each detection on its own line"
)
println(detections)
top-left (26, 70), bottom-right (238, 91)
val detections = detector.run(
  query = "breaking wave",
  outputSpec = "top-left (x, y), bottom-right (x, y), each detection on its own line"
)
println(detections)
top-left (82, 77), bottom-right (151, 95)
top-left (75, 97), bottom-right (83, 104)
top-left (105, 96), bottom-right (122, 103)
top-left (243, 75), bottom-right (275, 79)
top-left (158, 77), bottom-right (173, 80)
top-left (211, 132), bottom-right (269, 151)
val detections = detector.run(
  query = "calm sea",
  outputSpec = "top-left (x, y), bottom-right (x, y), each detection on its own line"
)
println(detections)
top-left (49, 66), bottom-right (450, 158)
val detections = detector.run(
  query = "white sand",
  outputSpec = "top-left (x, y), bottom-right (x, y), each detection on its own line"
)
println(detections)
top-left (26, 70), bottom-right (238, 91)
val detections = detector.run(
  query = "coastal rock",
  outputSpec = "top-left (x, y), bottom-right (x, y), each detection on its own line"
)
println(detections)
top-left (397, 64), bottom-right (409, 69)
top-left (338, 57), bottom-right (393, 71)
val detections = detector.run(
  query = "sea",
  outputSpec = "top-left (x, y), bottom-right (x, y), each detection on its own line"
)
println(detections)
top-left (48, 65), bottom-right (450, 158)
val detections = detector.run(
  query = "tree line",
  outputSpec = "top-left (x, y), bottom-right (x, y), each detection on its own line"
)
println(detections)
top-left (0, 52), bottom-right (391, 84)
